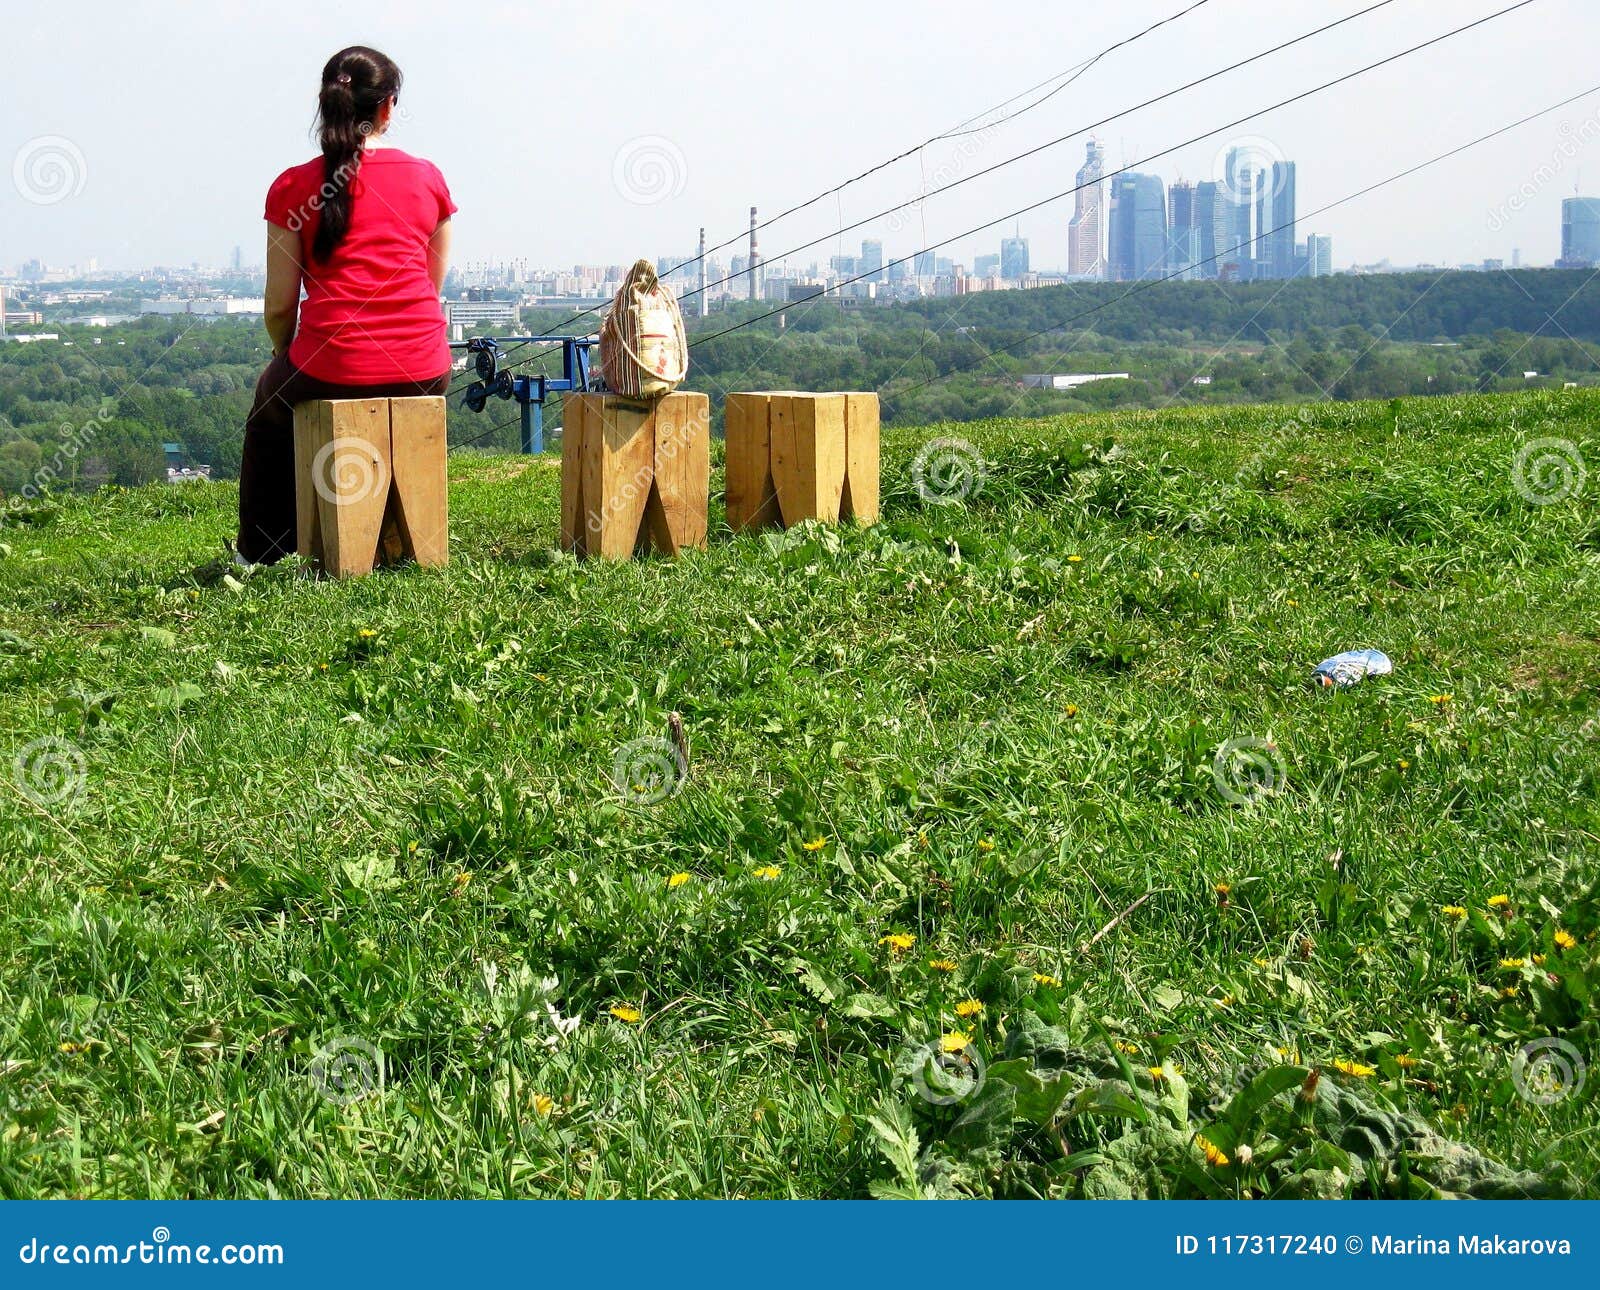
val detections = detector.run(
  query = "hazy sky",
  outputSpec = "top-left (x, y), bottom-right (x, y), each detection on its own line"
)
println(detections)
top-left (3, 0), bottom-right (1596, 274)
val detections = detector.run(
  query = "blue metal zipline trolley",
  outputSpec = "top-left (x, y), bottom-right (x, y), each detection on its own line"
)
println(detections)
top-left (451, 335), bottom-right (598, 454)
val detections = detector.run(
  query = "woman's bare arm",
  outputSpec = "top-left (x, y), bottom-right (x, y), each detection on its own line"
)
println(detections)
top-left (264, 223), bottom-right (303, 356)
top-left (428, 219), bottom-right (452, 296)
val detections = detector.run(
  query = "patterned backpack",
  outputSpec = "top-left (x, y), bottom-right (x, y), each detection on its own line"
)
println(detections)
top-left (598, 259), bottom-right (688, 399)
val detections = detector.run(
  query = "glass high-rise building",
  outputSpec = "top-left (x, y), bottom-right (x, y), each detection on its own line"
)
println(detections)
top-left (1306, 233), bottom-right (1332, 277)
top-left (1000, 233), bottom-right (1029, 280)
top-left (1219, 147), bottom-right (1259, 279)
top-left (1191, 180), bottom-right (1221, 277)
top-left (1108, 173), bottom-right (1167, 282)
top-left (859, 239), bottom-right (885, 282)
top-left (1068, 138), bottom-right (1107, 277)
top-left (1165, 181), bottom-right (1201, 279)
top-left (1254, 160), bottom-right (1296, 278)
top-left (1561, 197), bottom-right (1600, 267)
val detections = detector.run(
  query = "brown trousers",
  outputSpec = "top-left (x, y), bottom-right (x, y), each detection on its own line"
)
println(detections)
top-left (237, 352), bottom-right (450, 563)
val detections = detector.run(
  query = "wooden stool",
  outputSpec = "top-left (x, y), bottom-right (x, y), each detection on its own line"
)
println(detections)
top-left (560, 391), bottom-right (710, 559)
top-left (292, 396), bottom-right (448, 578)
top-left (725, 391), bottom-right (878, 531)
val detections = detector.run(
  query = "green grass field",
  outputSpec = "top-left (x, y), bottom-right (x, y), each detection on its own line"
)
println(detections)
top-left (1, 390), bottom-right (1595, 1199)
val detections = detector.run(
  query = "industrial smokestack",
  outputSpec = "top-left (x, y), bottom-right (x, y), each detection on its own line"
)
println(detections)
top-left (749, 206), bottom-right (760, 302)
top-left (697, 226), bottom-right (708, 318)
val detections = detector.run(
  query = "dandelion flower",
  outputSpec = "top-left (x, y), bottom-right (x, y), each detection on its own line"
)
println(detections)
top-left (940, 1032), bottom-right (972, 1053)
top-left (977, 838), bottom-right (995, 853)
top-left (1533, 953), bottom-right (1547, 966)
top-left (1487, 894), bottom-right (1511, 908)
top-left (1502, 985), bottom-right (1520, 998)
top-left (928, 958), bottom-right (958, 973)
top-left (1397, 759), bottom-right (1411, 771)
top-left (880, 932), bottom-right (915, 955)
top-left (1064, 703), bottom-right (1079, 718)
top-left (667, 872), bottom-right (691, 888)
top-left (1252, 956), bottom-right (1271, 968)
top-left (1333, 1059), bottom-right (1376, 1078)
top-left (1195, 1134), bottom-right (1230, 1167)
top-left (1067, 554), bottom-right (1084, 563)
top-left (1554, 929), bottom-right (1577, 951)
top-left (954, 999), bottom-right (984, 1018)
top-left (533, 1094), bottom-right (555, 1117)
top-left (452, 872), bottom-right (472, 888)
top-left (1032, 972), bottom-right (1062, 987)
top-left (1394, 1054), bottom-right (1418, 1070)
top-left (801, 837), bottom-right (827, 852)
top-left (608, 1005), bottom-right (642, 1024)
top-left (1428, 693), bottom-right (1453, 705)
top-left (1214, 881), bottom-right (1232, 896)
top-left (1114, 1040), bottom-right (1140, 1055)
top-left (357, 628), bottom-right (378, 639)
top-left (1499, 957), bottom-right (1526, 970)
top-left (1214, 994), bottom-right (1235, 1008)
top-left (1441, 905), bottom-right (1467, 921)
top-left (753, 865), bottom-right (781, 881)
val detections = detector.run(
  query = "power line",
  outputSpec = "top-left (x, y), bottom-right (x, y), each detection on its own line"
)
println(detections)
top-left (676, 0), bottom-right (1398, 309)
top-left (672, 0), bottom-right (1218, 281)
top-left (451, 81), bottom-right (1597, 455)
top-left (444, 0), bottom-right (1228, 385)
top-left (450, 408), bottom-right (539, 455)
top-left (934, 0), bottom-right (1214, 141)
top-left (887, 83), bottom-right (1600, 400)
top-left (688, 0), bottom-right (1535, 350)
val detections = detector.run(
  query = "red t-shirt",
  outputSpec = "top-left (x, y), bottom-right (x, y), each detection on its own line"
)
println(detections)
top-left (263, 147), bottom-right (457, 384)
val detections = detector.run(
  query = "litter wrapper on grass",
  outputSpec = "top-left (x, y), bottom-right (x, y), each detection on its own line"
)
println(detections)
top-left (1311, 648), bottom-right (1393, 688)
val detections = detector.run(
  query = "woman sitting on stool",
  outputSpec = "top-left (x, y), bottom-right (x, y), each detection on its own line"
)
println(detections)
top-left (237, 44), bottom-right (455, 565)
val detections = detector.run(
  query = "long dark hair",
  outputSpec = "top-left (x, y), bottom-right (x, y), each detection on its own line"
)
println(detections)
top-left (312, 46), bottom-right (402, 262)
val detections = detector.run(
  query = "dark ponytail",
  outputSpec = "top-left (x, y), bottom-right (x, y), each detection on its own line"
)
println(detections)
top-left (312, 45), bottom-right (402, 262)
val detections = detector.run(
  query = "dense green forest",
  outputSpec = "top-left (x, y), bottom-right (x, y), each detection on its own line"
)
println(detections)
top-left (3, 267), bottom-right (1597, 494)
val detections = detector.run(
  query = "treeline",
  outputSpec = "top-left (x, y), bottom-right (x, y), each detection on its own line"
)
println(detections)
top-left (892, 267), bottom-right (1600, 344)
top-left (3, 268), bottom-right (1597, 487)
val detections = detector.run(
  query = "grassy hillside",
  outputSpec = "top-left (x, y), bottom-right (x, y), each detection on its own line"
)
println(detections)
top-left (0, 391), bottom-right (1595, 1199)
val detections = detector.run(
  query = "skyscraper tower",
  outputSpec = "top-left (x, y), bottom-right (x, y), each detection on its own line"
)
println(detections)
top-left (1256, 161), bottom-right (1296, 278)
top-left (1165, 181), bottom-right (1198, 279)
top-left (1193, 180), bottom-right (1221, 278)
top-left (1221, 146), bottom-right (1258, 279)
top-left (1108, 173), bottom-right (1167, 281)
top-left (697, 227), bottom-right (708, 318)
top-left (1001, 224), bottom-right (1030, 280)
top-left (748, 207), bottom-right (761, 301)
top-left (1068, 139), bottom-right (1106, 278)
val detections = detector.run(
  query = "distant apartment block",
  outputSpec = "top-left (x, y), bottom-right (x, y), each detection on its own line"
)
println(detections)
top-left (1020, 372), bottom-right (1130, 390)
top-left (445, 299), bottom-right (519, 327)
top-left (140, 297), bottom-right (264, 316)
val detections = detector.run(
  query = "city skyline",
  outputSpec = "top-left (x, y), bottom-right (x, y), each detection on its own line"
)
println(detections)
top-left (2, 1), bottom-right (1596, 280)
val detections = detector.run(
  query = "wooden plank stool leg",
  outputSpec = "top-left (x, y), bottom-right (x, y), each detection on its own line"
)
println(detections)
top-left (575, 394), bottom-right (656, 560)
top-left (724, 392), bottom-right (783, 532)
top-left (840, 392), bottom-right (880, 525)
top-left (387, 396), bottom-right (449, 568)
top-left (293, 398), bottom-right (390, 578)
top-left (644, 391), bottom-right (710, 555)
top-left (771, 392), bottom-right (847, 526)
